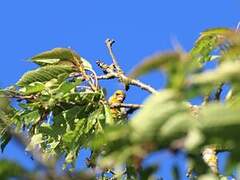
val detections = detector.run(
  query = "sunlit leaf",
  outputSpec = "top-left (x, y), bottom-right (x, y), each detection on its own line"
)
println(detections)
top-left (26, 133), bottom-right (44, 151)
top-left (31, 48), bottom-right (93, 70)
top-left (31, 48), bottom-right (81, 64)
top-left (19, 82), bottom-right (45, 95)
top-left (17, 65), bottom-right (74, 86)
top-left (191, 28), bottom-right (233, 63)
top-left (130, 90), bottom-right (186, 141)
top-left (20, 110), bottom-right (41, 125)
top-left (191, 61), bottom-right (240, 85)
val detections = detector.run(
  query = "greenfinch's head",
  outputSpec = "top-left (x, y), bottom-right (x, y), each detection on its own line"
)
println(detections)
top-left (109, 90), bottom-right (126, 103)
top-left (114, 90), bottom-right (126, 102)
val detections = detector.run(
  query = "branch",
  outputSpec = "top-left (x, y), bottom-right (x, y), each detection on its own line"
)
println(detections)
top-left (70, 40), bottom-right (158, 94)
top-left (105, 39), bottom-right (123, 73)
top-left (1, 90), bottom-right (37, 101)
top-left (110, 103), bottom-right (143, 109)
top-left (97, 74), bottom-right (115, 80)
top-left (214, 83), bottom-right (224, 101)
top-left (103, 39), bottom-right (158, 94)
top-left (127, 78), bottom-right (158, 94)
top-left (96, 60), bottom-right (157, 94)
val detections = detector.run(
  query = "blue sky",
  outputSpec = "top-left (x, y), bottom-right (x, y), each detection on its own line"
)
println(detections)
top-left (0, 0), bottom-right (239, 179)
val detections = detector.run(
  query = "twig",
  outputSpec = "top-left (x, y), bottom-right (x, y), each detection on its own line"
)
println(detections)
top-left (103, 38), bottom-right (158, 93)
top-left (214, 83), bottom-right (223, 101)
top-left (128, 78), bottom-right (157, 94)
top-left (105, 39), bottom-right (123, 73)
top-left (1, 93), bottom-right (36, 101)
top-left (96, 60), bottom-right (157, 94)
top-left (110, 103), bottom-right (143, 109)
top-left (96, 74), bottom-right (115, 80)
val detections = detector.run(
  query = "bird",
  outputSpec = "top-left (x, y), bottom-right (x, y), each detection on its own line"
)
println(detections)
top-left (108, 90), bottom-right (126, 121)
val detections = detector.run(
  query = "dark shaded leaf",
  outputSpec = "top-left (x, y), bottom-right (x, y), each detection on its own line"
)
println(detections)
top-left (0, 132), bottom-right (11, 152)
top-left (0, 160), bottom-right (29, 179)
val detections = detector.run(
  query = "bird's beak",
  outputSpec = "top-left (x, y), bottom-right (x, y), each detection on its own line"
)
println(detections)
top-left (117, 95), bottom-right (125, 102)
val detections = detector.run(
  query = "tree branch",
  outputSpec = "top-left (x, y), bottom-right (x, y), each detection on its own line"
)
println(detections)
top-left (105, 38), bottom-right (123, 73)
top-left (127, 78), bottom-right (158, 94)
top-left (96, 60), bottom-right (157, 94)
top-left (110, 103), bottom-right (143, 109)
top-left (103, 39), bottom-right (158, 94)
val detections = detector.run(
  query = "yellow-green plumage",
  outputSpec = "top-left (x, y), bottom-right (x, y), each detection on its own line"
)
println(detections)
top-left (108, 90), bottom-right (126, 121)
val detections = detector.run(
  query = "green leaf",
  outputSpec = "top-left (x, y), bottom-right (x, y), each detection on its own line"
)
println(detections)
top-left (17, 65), bottom-right (74, 87)
top-left (55, 78), bottom-right (82, 97)
top-left (200, 104), bottom-right (240, 133)
top-left (31, 48), bottom-right (81, 64)
top-left (0, 160), bottom-right (28, 179)
top-left (62, 119), bottom-right (85, 149)
top-left (30, 58), bottom-right (60, 65)
top-left (190, 28), bottom-right (233, 63)
top-left (26, 133), bottom-right (44, 151)
top-left (184, 128), bottom-right (204, 152)
top-left (0, 132), bottom-right (11, 152)
top-left (198, 174), bottom-right (218, 180)
top-left (81, 57), bottom-right (93, 70)
top-left (0, 110), bottom-right (13, 152)
top-left (191, 61), bottom-right (240, 85)
top-left (139, 165), bottom-right (158, 180)
top-left (103, 104), bottom-right (114, 125)
top-left (19, 82), bottom-right (45, 95)
top-left (159, 112), bottom-right (197, 141)
top-left (31, 48), bottom-right (93, 70)
top-left (129, 52), bottom-right (182, 78)
top-left (20, 110), bottom-right (41, 125)
top-left (221, 44), bottom-right (240, 62)
top-left (130, 90), bottom-right (186, 142)
top-left (65, 148), bottom-right (79, 166)
top-left (0, 92), bottom-right (13, 114)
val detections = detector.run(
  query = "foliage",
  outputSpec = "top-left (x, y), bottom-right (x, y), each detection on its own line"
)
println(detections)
top-left (1, 28), bottom-right (240, 179)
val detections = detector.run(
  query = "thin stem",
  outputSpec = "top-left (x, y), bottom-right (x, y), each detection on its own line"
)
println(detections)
top-left (128, 78), bottom-right (158, 94)
top-left (214, 83), bottom-right (223, 101)
top-left (110, 103), bottom-right (143, 109)
top-left (105, 38), bottom-right (123, 73)
top-left (96, 74), bottom-right (115, 80)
